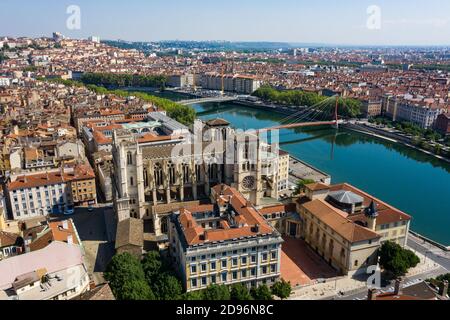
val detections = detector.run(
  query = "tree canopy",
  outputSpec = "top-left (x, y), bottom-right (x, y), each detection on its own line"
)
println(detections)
top-left (104, 253), bottom-right (155, 300)
top-left (203, 284), bottom-right (231, 300)
top-left (152, 273), bottom-right (183, 300)
top-left (252, 86), bottom-right (362, 118)
top-left (379, 241), bottom-right (420, 278)
top-left (141, 251), bottom-right (183, 300)
top-left (250, 285), bottom-right (273, 300)
top-left (271, 279), bottom-right (292, 299)
top-left (230, 283), bottom-right (253, 300)
top-left (81, 72), bottom-right (167, 89)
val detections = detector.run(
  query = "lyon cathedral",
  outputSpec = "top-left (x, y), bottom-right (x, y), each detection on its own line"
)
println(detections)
top-left (112, 116), bottom-right (289, 241)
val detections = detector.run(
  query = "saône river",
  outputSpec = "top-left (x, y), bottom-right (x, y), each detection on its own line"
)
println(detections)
top-left (189, 101), bottom-right (450, 246)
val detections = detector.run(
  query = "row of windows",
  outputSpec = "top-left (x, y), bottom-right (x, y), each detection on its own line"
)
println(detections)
top-left (263, 212), bottom-right (286, 220)
top-left (190, 252), bottom-right (278, 274)
top-left (12, 186), bottom-right (64, 203)
top-left (378, 221), bottom-right (407, 230)
top-left (190, 265), bottom-right (278, 288)
top-left (188, 245), bottom-right (278, 262)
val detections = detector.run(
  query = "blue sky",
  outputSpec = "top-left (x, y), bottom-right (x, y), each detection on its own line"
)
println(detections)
top-left (1, 0), bottom-right (450, 45)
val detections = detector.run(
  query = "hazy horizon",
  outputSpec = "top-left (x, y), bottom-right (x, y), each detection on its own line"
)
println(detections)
top-left (1, 0), bottom-right (450, 46)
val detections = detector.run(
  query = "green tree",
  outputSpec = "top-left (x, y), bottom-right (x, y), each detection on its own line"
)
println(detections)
top-left (152, 273), bottom-right (183, 300)
top-left (104, 253), bottom-right (154, 300)
top-left (182, 290), bottom-right (205, 300)
top-left (141, 251), bottom-right (163, 284)
top-left (203, 284), bottom-right (231, 300)
top-left (271, 279), bottom-right (292, 299)
top-left (230, 283), bottom-right (253, 300)
top-left (379, 241), bottom-right (420, 278)
top-left (250, 285), bottom-right (273, 300)
top-left (293, 179), bottom-right (315, 195)
top-left (121, 279), bottom-right (155, 300)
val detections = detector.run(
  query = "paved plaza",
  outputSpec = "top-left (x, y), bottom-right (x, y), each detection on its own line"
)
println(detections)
top-left (281, 237), bottom-right (339, 287)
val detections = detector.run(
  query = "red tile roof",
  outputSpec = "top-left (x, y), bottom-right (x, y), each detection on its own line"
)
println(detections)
top-left (177, 185), bottom-right (277, 246)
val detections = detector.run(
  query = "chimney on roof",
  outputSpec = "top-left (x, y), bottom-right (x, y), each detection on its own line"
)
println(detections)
top-left (439, 280), bottom-right (449, 297)
top-left (62, 220), bottom-right (68, 230)
top-left (394, 277), bottom-right (403, 295)
top-left (367, 288), bottom-right (378, 301)
top-left (67, 234), bottom-right (73, 245)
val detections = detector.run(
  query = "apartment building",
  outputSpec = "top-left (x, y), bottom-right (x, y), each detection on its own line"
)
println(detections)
top-left (167, 74), bottom-right (196, 88)
top-left (70, 168), bottom-right (97, 207)
top-left (201, 73), bottom-right (262, 94)
top-left (5, 164), bottom-right (96, 220)
top-left (383, 95), bottom-right (444, 129)
top-left (361, 100), bottom-right (383, 117)
top-left (168, 184), bottom-right (283, 292)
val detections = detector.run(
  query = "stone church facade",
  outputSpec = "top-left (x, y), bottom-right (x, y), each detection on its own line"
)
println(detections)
top-left (112, 119), bottom-right (283, 239)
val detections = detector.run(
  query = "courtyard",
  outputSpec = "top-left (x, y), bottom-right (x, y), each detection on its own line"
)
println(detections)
top-left (281, 237), bottom-right (339, 287)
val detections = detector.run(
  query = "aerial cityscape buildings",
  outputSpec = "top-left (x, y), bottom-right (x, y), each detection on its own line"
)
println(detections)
top-left (0, 14), bottom-right (449, 304)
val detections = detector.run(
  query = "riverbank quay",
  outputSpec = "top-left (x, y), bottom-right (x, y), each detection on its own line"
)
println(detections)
top-left (343, 123), bottom-right (450, 163)
top-left (409, 231), bottom-right (450, 252)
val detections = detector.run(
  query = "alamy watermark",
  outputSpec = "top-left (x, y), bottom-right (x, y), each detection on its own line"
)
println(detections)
top-left (367, 5), bottom-right (381, 30)
top-left (66, 5), bottom-right (81, 30)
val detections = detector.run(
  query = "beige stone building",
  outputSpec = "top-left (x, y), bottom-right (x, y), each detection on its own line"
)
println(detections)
top-left (168, 185), bottom-right (283, 292)
top-left (289, 182), bottom-right (411, 275)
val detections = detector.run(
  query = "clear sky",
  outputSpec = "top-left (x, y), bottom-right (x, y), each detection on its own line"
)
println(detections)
top-left (1, 0), bottom-right (450, 45)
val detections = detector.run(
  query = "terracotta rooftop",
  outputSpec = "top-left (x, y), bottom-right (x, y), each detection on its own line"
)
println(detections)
top-left (175, 185), bottom-right (277, 246)
top-left (8, 164), bottom-right (95, 191)
top-left (302, 199), bottom-right (381, 243)
top-left (0, 231), bottom-right (21, 248)
top-left (305, 182), bottom-right (331, 192)
top-left (28, 219), bottom-right (79, 252)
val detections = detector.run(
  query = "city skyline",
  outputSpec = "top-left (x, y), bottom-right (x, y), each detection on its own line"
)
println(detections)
top-left (1, 0), bottom-right (450, 46)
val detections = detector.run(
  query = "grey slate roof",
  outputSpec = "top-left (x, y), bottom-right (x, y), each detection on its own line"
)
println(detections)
top-left (328, 190), bottom-right (364, 205)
